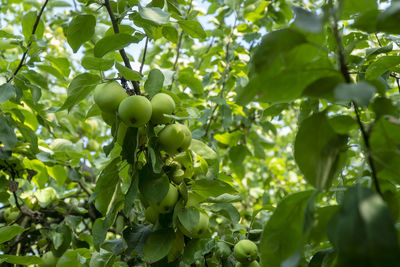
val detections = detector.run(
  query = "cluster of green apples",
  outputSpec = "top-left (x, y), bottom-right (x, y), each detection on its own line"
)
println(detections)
top-left (234, 239), bottom-right (260, 266)
top-left (93, 81), bottom-right (193, 154)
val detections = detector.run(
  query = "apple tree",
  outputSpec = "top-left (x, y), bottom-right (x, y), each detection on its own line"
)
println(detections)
top-left (0, 0), bottom-right (400, 266)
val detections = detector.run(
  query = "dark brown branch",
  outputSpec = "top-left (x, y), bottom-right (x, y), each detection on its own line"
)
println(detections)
top-left (140, 36), bottom-right (149, 75)
top-left (6, 0), bottom-right (49, 83)
top-left (331, 11), bottom-right (382, 196)
top-left (168, 0), bottom-right (193, 90)
top-left (104, 0), bottom-right (140, 95)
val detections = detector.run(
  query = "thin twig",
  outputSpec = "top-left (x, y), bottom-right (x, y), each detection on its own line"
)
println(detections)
top-left (104, 0), bottom-right (140, 95)
top-left (140, 36), bottom-right (149, 75)
top-left (6, 0), bottom-right (49, 83)
top-left (168, 0), bottom-right (194, 90)
top-left (331, 10), bottom-right (382, 196)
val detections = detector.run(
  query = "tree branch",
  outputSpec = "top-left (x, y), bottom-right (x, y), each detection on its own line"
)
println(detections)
top-left (168, 0), bottom-right (193, 90)
top-left (140, 36), bottom-right (149, 75)
top-left (6, 0), bottom-right (49, 83)
top-left (104, 0), bottom-right (140, 95)
top-left (331, 10), bottom-right (382, 196)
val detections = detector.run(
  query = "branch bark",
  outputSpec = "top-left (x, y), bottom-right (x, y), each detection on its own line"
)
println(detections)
top-left (6, 0), bottom-right (49, 83)
top-left (104, 0), bottom-right (140, 95)
top-left (331, 11), bottom-right (382, 196)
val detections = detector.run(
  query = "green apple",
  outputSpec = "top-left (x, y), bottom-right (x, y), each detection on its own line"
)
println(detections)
top-left (118, 95), bottom-right (152, 127)
top-left (179, 211), bottom-right (209, 238)
top-left (101, 111), bottom-right (116, 126)
top-left (235, 261), bottom-right (260, 267)
top-left (94, 81), bottom-right (127, 113)
top-left (150, 93), bottom-right (176, 124)
top-left (158, 124), bottom-right (184, 154)
top-left (144, 205), bottom-right (159, 224)
top-left (40, 251), bottom-right (59, 267)
top-left (24, 196), bottom-right (39, 210)
top-left (233, 240), bottom-right (258, 264)
top-left (177, 123), bottom-right (192, 151)
top-left (157, 183), bottom-right (179, 214)
top-left (4, 207), bottom-right (19, 223)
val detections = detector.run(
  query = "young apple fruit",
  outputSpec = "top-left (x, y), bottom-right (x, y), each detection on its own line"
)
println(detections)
top-left (157, 183), bottom-right (179, 214)
top-left (150, 93), bottom-right (176, 124)
top-left (94, 81), bottom-right (127, 113)
top-left (158, 124), bottom-right (185, 155)
top-left (40, 251), bottom-right (59, 267)
top-left (179, 211), bottom-right (209, 238)
top-left (177, 123), bottom-right (192, 151)
top-left (233, 239), bottom-right (258, 264)
top-left (118, 95), bottom-right (152, 127)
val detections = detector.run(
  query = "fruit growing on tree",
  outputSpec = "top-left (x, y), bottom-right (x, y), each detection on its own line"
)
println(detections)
top-left (150, 93), bottom-right (176, 124)
top-left (4, 207), bottom-right (19, 223)
top-left (158, 123), bottom-right (191, 155)
top-left (156, 183), bottom-right (179, 214)
top-left (118, 95), bottom-right (152, 127)
top-left (40, 251), bottom-right (59, 267)
top-left (179, 211), bottom-right (209, 238)
top-left (233, 239), bottom-right (258, 264)
top-left (94, 81), bottom-right (127, 113)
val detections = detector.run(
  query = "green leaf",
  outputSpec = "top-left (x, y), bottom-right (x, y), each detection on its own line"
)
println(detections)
top-left (138, 164), bottom-right (169, 203)
top-left (377, 3), bottom-right (400, 34)
top-left (123, 224), bottom-right (153, 254)
top-left (81, 56), bottom-right (114, 71)
top-left (208, 203), bottom-right (240, 223)
top-left (94, 159), bottom-right (120, 215)
top-left (22, 11), bottom-right (44, 40)
top-left (144, 69), bottom-right (164, 97)
top-left (334, 82), bottom-right (376, 107)
top-left (190, 139), bottom-right (219, 179)
top-left (0, 115), bottom-right (17, 150)
top-left (328, 115), bottom-right (358, 135)
top-left (191, 179), bottom-right (237, 200)
top-left (162, 25), bottom-right (178, 43)
top-left (294, 112), bottom-right (347, 190)
top-left (67, 15), bottom-right (96, 53)
top-left (143, 229), bottom-right (176, 263)
top-left (51, 224), bottom-right (72, 257)
top-left (178, 20), bottom-right (206, 39)
top-left (365, 56), bottom-right (400, 80)
top-left (340, 0), bottom-right (377, 19)
top-left (0, 83), bottom-right (16, 103)
top-left (94, 33), bottom-right (138, 58)
top-left (292, 6), bottom-right (322, 33)
top-left (139, 6), bottom-right (170, 25)
top-left (93, 217), bottom-right (109, 251)
top-left (178, 68), bottom-right (203, 95)
top-left (260, 190), bottom-right (314, 267)
top-left (60, 73), bottom-right (100, 112)
top-left (327, 186), bottom-right (400, 266)
top-left (115, 62), bottom-right (142, 81)
top-left (0, 225), bottom-right (25, 244)
top-left (0, 255), bottom-right (43, 265)
top-left (177, 207), bottom-right (200, 233)
top-left (369, 116), bottom-right (400, 184)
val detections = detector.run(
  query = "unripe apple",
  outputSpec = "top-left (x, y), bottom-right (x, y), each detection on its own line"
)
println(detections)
top-left (24, 196), bottom-right (39, 210)
top-left (179, 211), bottom-right (209, 238)
top-left (94, 81), bottom-right (127, 113)
top-left (4, 207), bottom-right (19, 223)
top-left (233, 240), bottom-right (258, 264)
top-left (101, 111), bottom-right (116, 126)
top-left (158, 124), bottom-right (185, 155)
top-left (118, 95), bottom-right (152, 127)
top-left (157, 183), bottom-right (179, 214)
top-left (150, 93), bottom-right (176, 124)
top-left (40, 251), bottom-right (59, 267)
top-left (144, 205), bottom-right (159, 224)
top-left (177, 123), bottom-right (192, 151)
